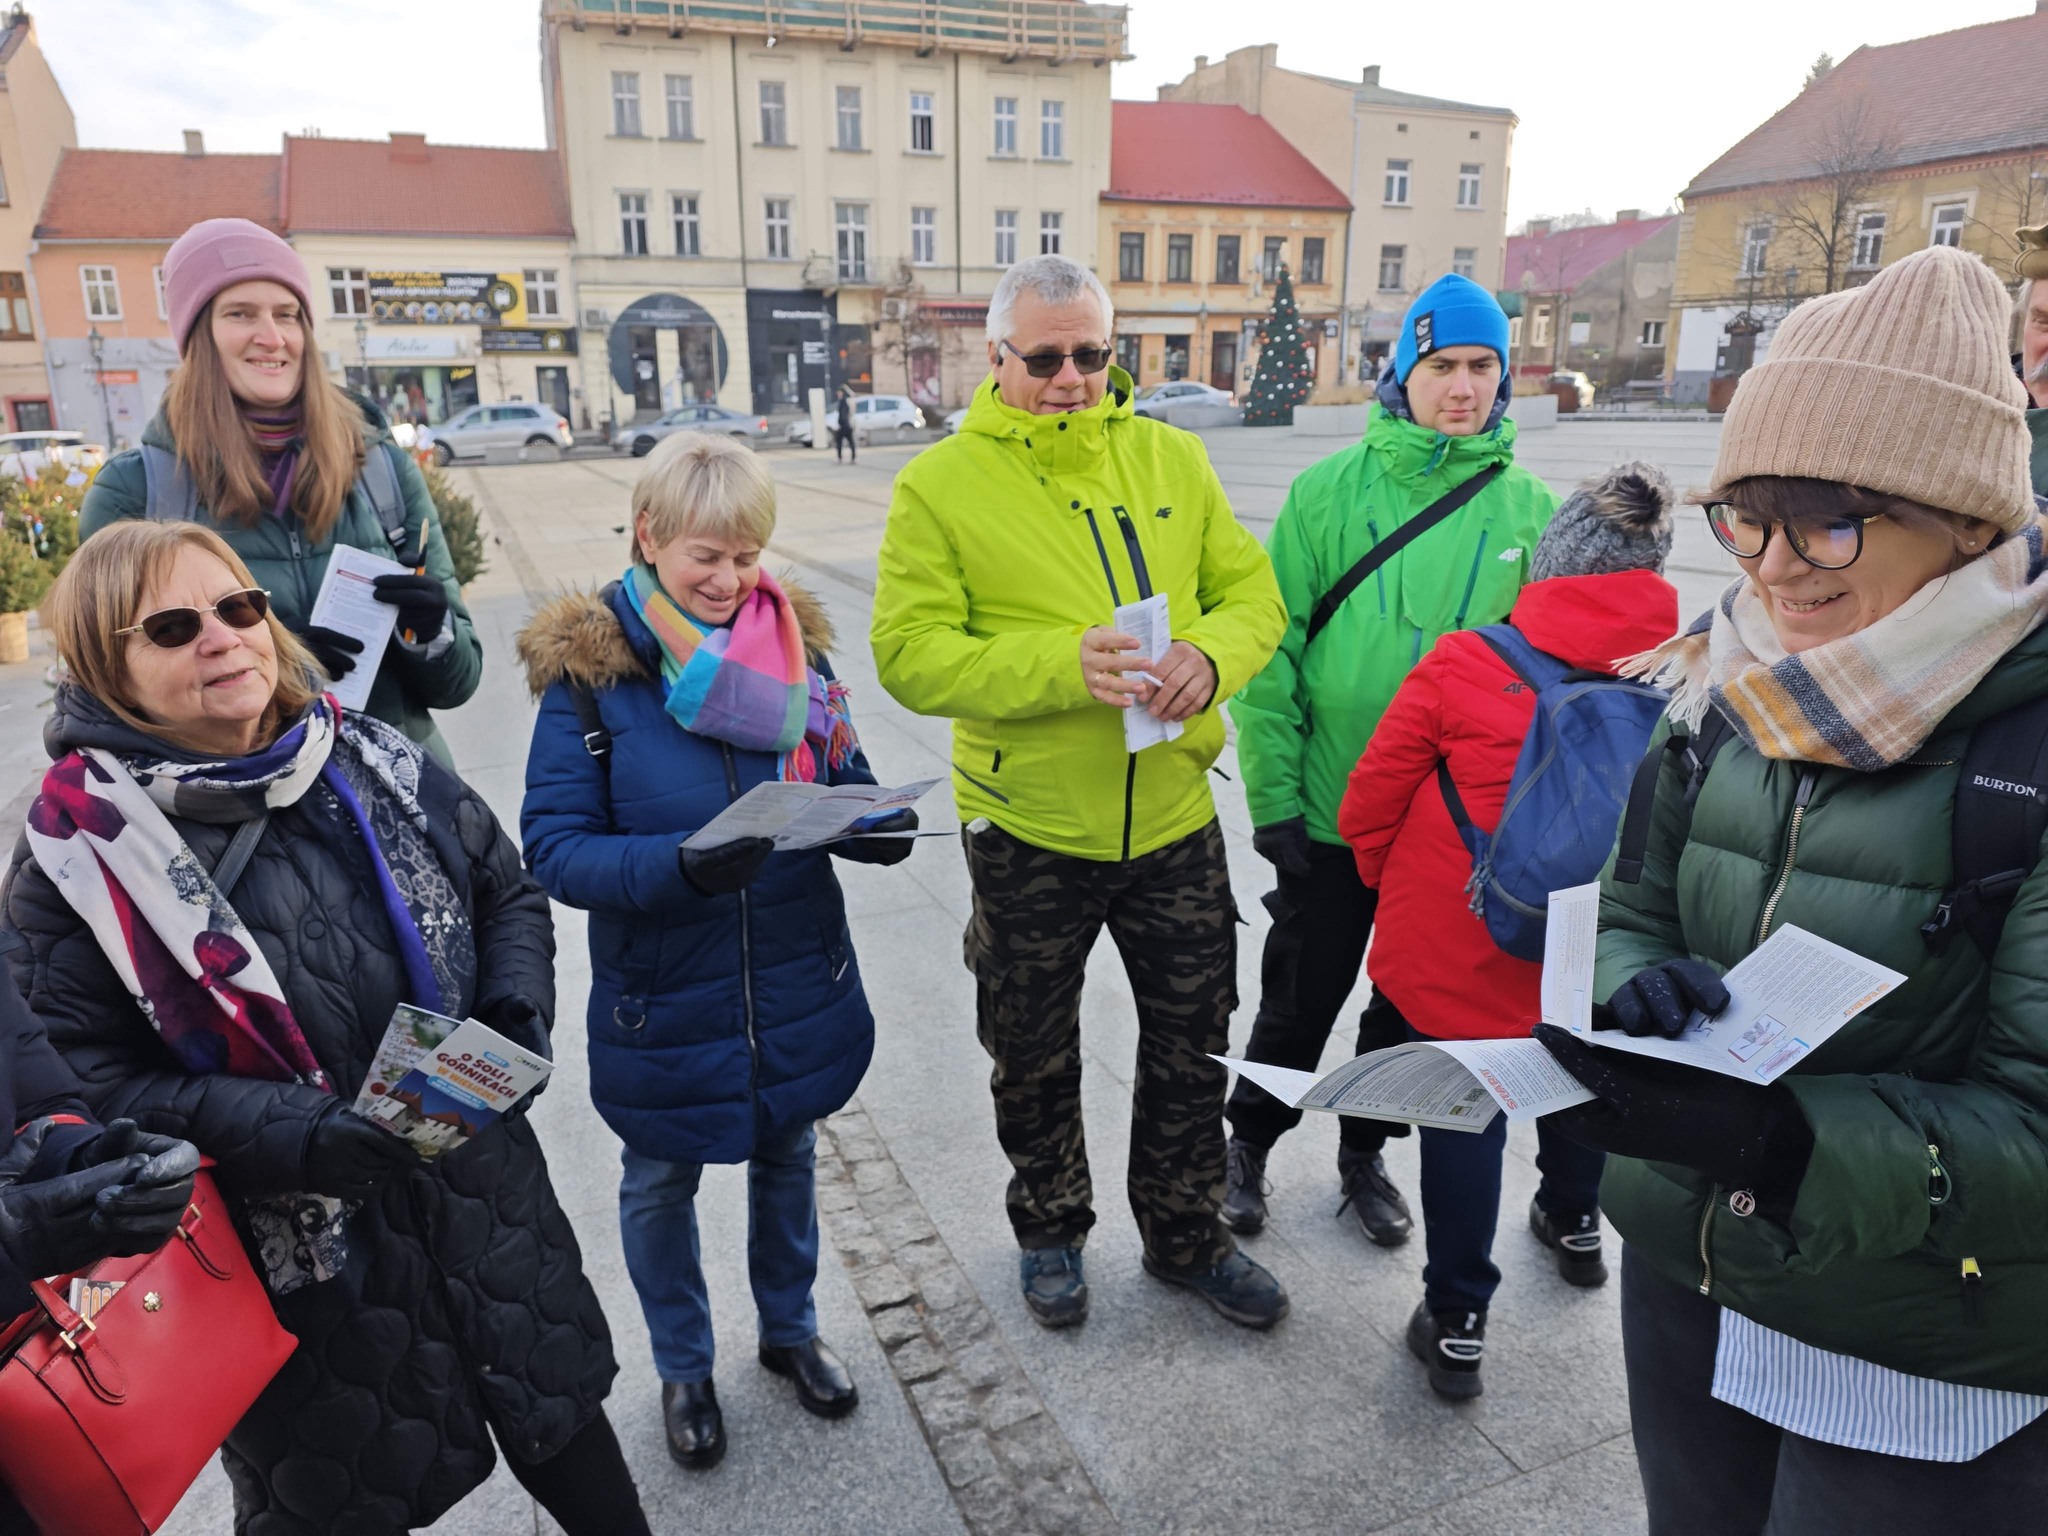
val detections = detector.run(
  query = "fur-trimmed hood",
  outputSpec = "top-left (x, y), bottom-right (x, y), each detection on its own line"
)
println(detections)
top-left (516, 571), bottom-right (837, 699)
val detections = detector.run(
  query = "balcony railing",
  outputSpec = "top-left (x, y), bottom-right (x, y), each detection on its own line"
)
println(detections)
top-left (547, 0), bottom-right (1130, 63)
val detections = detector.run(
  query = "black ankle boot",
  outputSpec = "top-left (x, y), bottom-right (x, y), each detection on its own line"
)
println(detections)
top-left (1220, 1138), bottom-right (1270, 1235)
top-left (662, 1380), bottom-right (725, 1469)
top-left (759, 1336), bottom-right (859, 1419)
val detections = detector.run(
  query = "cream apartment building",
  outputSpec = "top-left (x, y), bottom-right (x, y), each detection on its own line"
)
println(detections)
top-left (541, 0), bottom-right (1124, 419)
top-left (1161, 45), bottom-right (1515, 381)
top-left (0, 11), bottom-right (76, 431)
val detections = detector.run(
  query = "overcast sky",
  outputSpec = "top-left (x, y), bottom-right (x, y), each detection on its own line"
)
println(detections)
top-left (36, 0), bottom-right (2035, 226)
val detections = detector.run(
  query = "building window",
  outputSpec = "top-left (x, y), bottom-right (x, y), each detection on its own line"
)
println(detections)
top-left (1300, 237), bottom-right (1325, 284)
top-left (1038, 211), bottom-right (1063, 256)
top-left (1457, 163), bottom-right (1482, 208)
top-left (619, 193), bottom-right (649, 255)
top-left (326, 267), bottom-right (367, 317)
top-left (1452, 247), bottom-right (1477, 279)
top-left (665, 75), bottom-right (695, 139)
top-left (835, 202), bottom-right (870, 280)
top-left (1508, 315), bottom-right (1523, 350)
top-left (0, 272), bottom-right (30, 339)
top-left (909, 91), bottom-right (935, 153)
top-left (994, 210), bottom-right (1018, 267)
top-left (1119, 231), bottom-right (1145, 282)
top-left (1116, 334), bottom-right (1141, 376)
top-left (524, 269), bottom-right (560, 318)
top-left (1530, 307), bottom-right (1551, 348)
top-left (836, 85), bottom-right (863, 151)
top-left (81, 264), bottom-right (122, 320)
top-left (759, 81), bottom-right (788, 145)
top-left (1040, 100), bottom-right (1065, 159)
top-left (611, 71), bottom-right (642, 137)
top-left (764, 198), bottom-right (792, 259)
top-left (1640, 319), bottom-right (1667, 347)
top-left (152, 265), bottom-right (168, 320)
top-left (1930, 202), bottom-right (1966, 248)
top-left (673, 194), bottom-right (702, 257)
top-left (0, 155), bottom-right (8, 207)
top-left (1377, 244), bottom-right (1405, 291)
top-left (1166, 234), bottom-right (1193, 283)
top-left (1740, 223), bottom-right (1771, 278)
top-left (1215, 234), bottom-right (1240, 284)
top-left (993, 96), bottom-right (1017, 156)
top-left (1262, 237), bottom-right (1285, 280)
top-left (1384, 158), bottom-right (1410, 204)
top-left (911, 206), bottom-right (937, 266)
top-left (1852, 211), bottom-right (1886, 269)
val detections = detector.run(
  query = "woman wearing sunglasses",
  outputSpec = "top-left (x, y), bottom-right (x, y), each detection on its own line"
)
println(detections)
top-left (1532, 245), bottom-right (2048, 1531)
top-left (3, 521), bottom-right (649, 1536)
top-left (79, 218), bottom-right (481, 764)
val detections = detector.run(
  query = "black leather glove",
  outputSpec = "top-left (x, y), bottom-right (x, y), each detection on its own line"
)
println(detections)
top-left (1602, 958), bottom-right (1731, 1038)
top-left (303, 1103), bottom-right (421, 1201)
top-left (67, 1117), bottom-right (189, 1176)
top-left (833, 809), bottom-right (918, 866)
top-left (372, 573), bottom-right (450, 643)
top-left (479, 998), bottom-right (551, 1121)
top-left (292, 622), bottom-right (364, 681)
top-left (1252, 817), bottom-right (1314, 879)
top-left (0, 1124), bottom-right (169, 1280)
top-left (1535, 1024), bottom-right (1815, 1202)
top-left (680, 836), bottom-right (774, 897)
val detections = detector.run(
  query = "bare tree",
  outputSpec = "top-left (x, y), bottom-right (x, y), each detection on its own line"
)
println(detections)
top-left (1967, 151), bottom-right (2048, 270)
top-left (1511, 207), bottom-right (1606, 237)
top-left (1767, 96), bottom-right (1896, 294)
top-left (872, 261), bottom-right (941, 405)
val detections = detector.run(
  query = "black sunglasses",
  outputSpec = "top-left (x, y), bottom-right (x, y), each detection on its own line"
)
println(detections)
top-left (117, 588), bottom-right (271, 649)
top-left (1702, 503), bottom-right (1885, 572)
top-left (999, 339), bottom-right (1114, 378)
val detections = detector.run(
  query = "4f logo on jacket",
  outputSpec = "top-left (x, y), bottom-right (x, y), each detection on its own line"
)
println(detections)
top-left (1155, 506), bottom-right (1173, 519)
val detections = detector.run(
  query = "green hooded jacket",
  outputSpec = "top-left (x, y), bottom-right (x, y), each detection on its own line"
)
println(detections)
top-left (79, 397), bottom-right (481, 762)
top-left (1231, 405), bottom-right (1558, 844)
top-left (872, 368), bottom-right (1284, 862)
top-left (1597, 626), bottom-right (2048, 1393)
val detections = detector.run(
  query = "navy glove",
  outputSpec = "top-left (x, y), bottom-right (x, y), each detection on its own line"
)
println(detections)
top-left (833, 809), bottom-right (919, 866)
top-left (1602, 958), bottom-right (1731, 1039)
top-left (680, 836), bottom-right (774, 897)
top-left (372, 572), bottom-right (450, 643)
top-left (291, 622), bottom-right (363, 681)
top-left (1252, 817), bottom-right (1314, 879)
top-left (480, 998), bottom-right (551, 1121)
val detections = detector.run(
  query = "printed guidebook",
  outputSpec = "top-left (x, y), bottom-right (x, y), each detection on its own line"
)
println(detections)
top-left (354, 1005), bottom-right (553, 1158)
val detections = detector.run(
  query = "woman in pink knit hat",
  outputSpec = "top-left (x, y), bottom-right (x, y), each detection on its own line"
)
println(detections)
top-left (78, 217), bottom-right (481, 762)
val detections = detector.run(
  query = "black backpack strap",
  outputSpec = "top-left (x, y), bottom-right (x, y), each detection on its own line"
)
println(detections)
top-left (1304, 462), bottom-right (1503, 646)
top-left (360, 443), bottom-right (411, 556)
top-left (140, 444), bottom-right (200, 523)
top-left (1436, 760), bottom-right (1475, 837)
top-left (567, 682), bottom-right (612, 768)
top-left (1613, 708), bottom-right (1735, 885)
top-left (1924, 694), bottom-right (2048, 958)
top-left (210, 812), bottom-right (270, 899)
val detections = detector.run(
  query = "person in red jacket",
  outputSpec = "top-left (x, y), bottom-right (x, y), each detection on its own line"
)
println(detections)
top-left (1338, 462), bottom-right (1679, 1401)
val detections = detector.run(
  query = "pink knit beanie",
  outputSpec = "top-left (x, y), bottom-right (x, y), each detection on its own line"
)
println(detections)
top-left (162, 218), bottom-right (315, 352)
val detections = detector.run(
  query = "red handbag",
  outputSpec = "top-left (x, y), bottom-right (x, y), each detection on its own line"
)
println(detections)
top-left (0, 1169), bottom-right (297, 1535)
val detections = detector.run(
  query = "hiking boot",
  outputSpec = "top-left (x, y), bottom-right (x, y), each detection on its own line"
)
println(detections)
top-left (1220, 1138), bottom-right (1270, 1235)
top-left (1406, 1300), bottom-right (1486, 1401)
top-left (1019, 1246), bottom-right (1088, 1328)
top-left (1336, 1154), bottom-right (1413, 1247)
top-left (1142, 1249), bottom-right (1290, 1329)
top-left (1530, 1199), bottom-right (1609, 1288)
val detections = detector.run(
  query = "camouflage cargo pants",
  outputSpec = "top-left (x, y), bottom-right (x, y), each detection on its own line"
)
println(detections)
top-left (962, 818), bottom-right (1238, 1274)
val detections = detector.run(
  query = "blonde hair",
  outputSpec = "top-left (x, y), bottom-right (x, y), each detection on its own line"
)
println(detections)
top-left (45, 521), bottom-right (321, 753)
top-left (630, 431), bottom-right (776, 561)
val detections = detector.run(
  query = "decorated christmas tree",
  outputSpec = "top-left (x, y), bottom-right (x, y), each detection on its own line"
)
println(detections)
top-left (1243, 264), bottom-right (1314, 427)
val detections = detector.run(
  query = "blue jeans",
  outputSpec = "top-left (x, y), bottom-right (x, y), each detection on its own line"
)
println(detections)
top-left (618, 1120), bottom-right (821, 1385)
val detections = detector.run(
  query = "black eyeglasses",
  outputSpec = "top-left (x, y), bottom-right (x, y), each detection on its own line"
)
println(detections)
top-left (1703, 503), bottom-right (1885, 572)
top-left (117, 588), bottom-right (271, 648)
top-left (999, 339), bottom-right (1114, 378)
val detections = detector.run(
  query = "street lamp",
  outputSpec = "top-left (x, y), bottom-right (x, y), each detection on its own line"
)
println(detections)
top-left (86, 325), bottom-right (114, 449)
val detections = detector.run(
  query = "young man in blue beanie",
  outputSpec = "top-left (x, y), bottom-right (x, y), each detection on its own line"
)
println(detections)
top-left (1225, 273), bottom-right (1558, 1244)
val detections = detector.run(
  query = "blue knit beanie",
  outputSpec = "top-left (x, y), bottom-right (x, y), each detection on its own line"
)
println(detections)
top-left (1393, 273), bottom-right (1510, 383)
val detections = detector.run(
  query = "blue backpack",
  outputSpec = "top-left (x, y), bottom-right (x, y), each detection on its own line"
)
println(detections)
top-left (1434, 625), bottom-right (1668, 961)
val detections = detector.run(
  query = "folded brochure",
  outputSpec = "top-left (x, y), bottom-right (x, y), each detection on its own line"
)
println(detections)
top-left (354, 1004), bottom-right (552, 1158)
top-left (683, 777), bottom-right (942, 852)
top-left (1218, 883), bottom-right (1905, 1134)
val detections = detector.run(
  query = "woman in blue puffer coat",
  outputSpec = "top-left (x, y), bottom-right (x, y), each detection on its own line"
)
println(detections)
top-left (518, 432), bottom-right (913, 1472)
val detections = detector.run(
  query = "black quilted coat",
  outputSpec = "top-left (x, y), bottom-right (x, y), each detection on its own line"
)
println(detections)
top-left (1, 691), bottom-right (618, 1535)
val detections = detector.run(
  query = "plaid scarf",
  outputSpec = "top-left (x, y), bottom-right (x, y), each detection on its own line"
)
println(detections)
top-left (1625, 517), bottom-right (2048, 770)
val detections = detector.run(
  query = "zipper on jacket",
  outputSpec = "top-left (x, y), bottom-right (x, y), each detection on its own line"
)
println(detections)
top-left (720, 743), bottom-right (760, 1096)
top-left (1366, 519), bottom-right (1388, 615)
top-left (1085, 507), bottom-right (1152, 864)
top-left (1928, 1143), bottom-right (1952, 1205)
top-left (1083, 510), bottom-right (1123, 605)
top-left (1696, 1190), bottom-right (1717, 1296)
top-left (1756, 770), bottom-right (1818, 946)
top-left (1111, 506), bottom-right (1154, 599)
top-left (1452, 530), bottom-right (1491, 628)
top-left (1961, 1257), bottom-right (1985, 1324)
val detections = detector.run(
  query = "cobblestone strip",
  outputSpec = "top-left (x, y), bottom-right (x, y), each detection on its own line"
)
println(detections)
top-left (817, 1102), bottom-right (1119, 1536)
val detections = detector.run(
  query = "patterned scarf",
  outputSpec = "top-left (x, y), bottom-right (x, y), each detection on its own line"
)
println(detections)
top-left (622, 562), bottom-right (857, 782)
top-left (241, 400), bottom-right (304, 517)
top-left (1625, 517), bottom-right (2048, 770)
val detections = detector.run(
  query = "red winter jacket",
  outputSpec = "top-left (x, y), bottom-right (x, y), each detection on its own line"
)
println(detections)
top-left (1337, 569), bottom-right (1679, 1041)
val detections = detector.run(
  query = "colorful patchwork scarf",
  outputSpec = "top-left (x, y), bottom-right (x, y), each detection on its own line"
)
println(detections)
top-left (1624, 516), bottom-right (2048, 771)
top-left (623, 562), bottom-right (857, 782)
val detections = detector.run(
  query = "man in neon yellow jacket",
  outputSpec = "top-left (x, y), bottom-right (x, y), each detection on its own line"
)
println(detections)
top-left (872, 256), bottom-right (1288, 1333)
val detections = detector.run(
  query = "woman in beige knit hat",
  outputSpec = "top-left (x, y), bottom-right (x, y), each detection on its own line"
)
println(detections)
top-left (1532, 244), bottom-right (2048, 1533)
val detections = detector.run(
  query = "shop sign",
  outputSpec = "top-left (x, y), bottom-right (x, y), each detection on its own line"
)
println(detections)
top-left (368, 271), bottom-right (525, 325)
top-left (366, 332), bottom-right (463, 360)
top-left (801, 340), bottom-right (830, 366)
top-left (93, 370), bottom-right (140, 385)
top-left (480, 326), bottom-right (578, 355)
top-left (771, 308), bottom-right (831, 323)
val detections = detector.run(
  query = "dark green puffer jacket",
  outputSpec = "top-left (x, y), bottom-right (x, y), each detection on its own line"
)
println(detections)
top-left (1597, 624), bottom-right (2048, 1394)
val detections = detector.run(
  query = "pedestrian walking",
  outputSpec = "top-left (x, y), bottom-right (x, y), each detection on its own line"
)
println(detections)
top-left (833, 386), bottom-right (857, 463)
top-left (4, 521), bottom-right (646, 1536)
top-left (1225, 273), bottom-right (1558, 1246)
top-left (1338, 464), bottom-right (1679, 1399)
top-left (1538, 244), bottom-right (2048, 1532)
top-left (872, 254), bottom-right (1290, 1331)
top-left (520, 432), bottom-right (911, 1470)
top-left (79, 218), bottom-right (482, 763)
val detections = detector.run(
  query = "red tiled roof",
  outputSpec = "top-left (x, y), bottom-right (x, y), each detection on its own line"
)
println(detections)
top-left (1684, 13), bottom-right (2048, 199)
top-left (282, 135), bottom-right (572, 239)
top-left (1504, 216), bottom-right (1677, 293)
top-left (1105, 102), bottom-right (1350, 210)
top-left (35, 148), bottom-right (281, 240)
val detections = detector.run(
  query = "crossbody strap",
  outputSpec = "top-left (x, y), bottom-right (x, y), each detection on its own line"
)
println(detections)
top-left (211, 812), bottom-right (271, 899)
top-left (1304, 462), bottom-right (1503, 646)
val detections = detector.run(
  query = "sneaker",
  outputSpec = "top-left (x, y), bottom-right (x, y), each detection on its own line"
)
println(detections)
top-left (1530, 1199), bottom-right (1608, 1288)
top-left (1142, 1249), bottom-right (1290, 1329)
top-left (1406, 1300), bottom-right (1486, 1401)
top-left (1220, 1138), bottom-right (1270, 1235)
top-left (1335, 1154), bottom-right (1413, 1247)
top-left (1019, 1246), bottom-right (1088, 1328)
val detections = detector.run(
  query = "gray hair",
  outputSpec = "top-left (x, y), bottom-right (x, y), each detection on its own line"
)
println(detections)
top-left (986, 255), bottom-right (1114, 345)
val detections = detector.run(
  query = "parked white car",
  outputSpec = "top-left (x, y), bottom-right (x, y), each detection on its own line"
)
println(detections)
top-left (419, 403), bottom-right (576, 464)
top-left (786, 394), bottom-right (926, 446)
top-left (0, 430), bottom-right (104, 481)
top-left (942, 406), bottom-right (969, 436)
top-left (613, 404), bottom-right (769, 456)
top-left (1130, 381), bottom-right (1236, 419)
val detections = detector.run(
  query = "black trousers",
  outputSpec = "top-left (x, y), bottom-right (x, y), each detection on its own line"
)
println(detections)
top-left (1225, 840), bottom-right (1406, 1163)
top-left (832, 425), bottom-right (856, 461)
top-left (1621, 1247), bottom-right (2048, 1536)
top-left (499, 1409), bottom-right (650, 1536)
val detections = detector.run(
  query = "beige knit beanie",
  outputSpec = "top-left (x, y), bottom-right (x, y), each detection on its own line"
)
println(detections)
top-left (1711, 244), bottom-right (2033, 534)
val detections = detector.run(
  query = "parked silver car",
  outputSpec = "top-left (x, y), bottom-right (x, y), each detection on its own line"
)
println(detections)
top-left (421, 402), bottom-right (576, 465)
top-left (612, 404), bottom-right (770, 456)
top-left (0, 430), bottom-right (104, 481)
top-left (786, 394), bottom-right (926, 446)
top-left (1130, 380), bottom-right (1236, 419)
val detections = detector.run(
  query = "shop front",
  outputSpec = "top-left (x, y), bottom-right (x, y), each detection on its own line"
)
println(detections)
top-left (602, 293), bottom-right (731, 424)
top-left (343, 332), bottom-right (479, 426)
top-left (481, 325), bottom-right (580, 420)
top-left (745, 291), bottom-right (837, 415)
